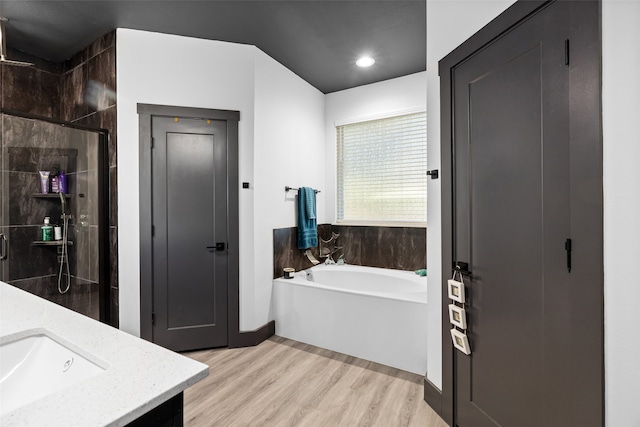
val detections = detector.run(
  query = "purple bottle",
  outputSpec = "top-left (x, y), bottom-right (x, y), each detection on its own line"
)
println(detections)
top-left (58, 170), bottom-right (67, 194)
top-left (50, 175), bottom-right (59, 193)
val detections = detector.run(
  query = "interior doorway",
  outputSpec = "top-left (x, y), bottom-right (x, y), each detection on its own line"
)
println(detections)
top-left (150, 116), bottom-right (229, 351)
top-left (438, 1), bottom-right (603, 426)
top-left (138, 104), bottom-right (241, 350)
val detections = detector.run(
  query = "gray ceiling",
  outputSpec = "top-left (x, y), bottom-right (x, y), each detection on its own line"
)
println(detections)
top-left (0, 1), bottom-right (426, 94)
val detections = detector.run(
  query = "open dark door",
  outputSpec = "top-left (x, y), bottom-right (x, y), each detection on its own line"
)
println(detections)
top-left (151, 117), bottom-right (228, 351)
top-left (439, 1), bottom-right (603, 426)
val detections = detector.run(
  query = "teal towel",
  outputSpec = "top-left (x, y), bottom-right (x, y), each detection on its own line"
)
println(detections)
top-left (297, 187), bottom-right (318, 249)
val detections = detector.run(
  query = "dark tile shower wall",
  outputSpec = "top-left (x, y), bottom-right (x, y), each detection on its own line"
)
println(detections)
top-left (1, 48), bottom-right (61, 118)
top-left (0, 32), bottom-right (118, 326)
top-left (0, 114), bottom-right (100, 318)
top-left (273, 224), bottom-right (427, 278)
top-left (62, 32), bottom-right (117, 326)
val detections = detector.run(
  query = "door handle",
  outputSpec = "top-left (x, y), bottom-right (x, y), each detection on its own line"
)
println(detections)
top-left (0, 233), bottom-right (6, 261)
top-left (206, 242), bottom-right (226, 252)
top-left (453, 261), bottom-right (471, 275)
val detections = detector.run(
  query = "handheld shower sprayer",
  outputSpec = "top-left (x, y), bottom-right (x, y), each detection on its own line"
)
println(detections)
top-left (59, 191), bottom-right (66, 215)
top-left (58, 192), bottom-right (71, 294)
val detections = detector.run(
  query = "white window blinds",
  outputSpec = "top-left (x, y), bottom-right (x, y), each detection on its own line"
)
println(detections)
top-left (336, 112), bottom-right (427, 224)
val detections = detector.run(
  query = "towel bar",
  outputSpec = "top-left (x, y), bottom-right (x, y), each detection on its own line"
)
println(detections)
top-left (285, 186), bottom-right (320, 193)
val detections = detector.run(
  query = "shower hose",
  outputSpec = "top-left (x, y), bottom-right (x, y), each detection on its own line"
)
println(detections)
top-left (58, 193), bottom-right (71, 294)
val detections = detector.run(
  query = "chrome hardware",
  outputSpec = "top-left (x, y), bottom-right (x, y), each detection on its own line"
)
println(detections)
top-left (0, 233), bottom-right (6, 261)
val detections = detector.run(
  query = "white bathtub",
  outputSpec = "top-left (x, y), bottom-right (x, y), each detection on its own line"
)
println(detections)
top-left (272, 264), bottom-right (428, 375)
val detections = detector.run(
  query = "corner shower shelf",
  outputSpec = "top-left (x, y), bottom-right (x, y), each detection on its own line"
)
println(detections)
top-left (32, 241), bottom-right (74, 246)
top-left (32, 193), bottom-right (71, 199)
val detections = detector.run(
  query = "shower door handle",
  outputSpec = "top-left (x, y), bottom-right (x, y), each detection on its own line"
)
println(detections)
top-left (0, 233), bottom-right (7, 261)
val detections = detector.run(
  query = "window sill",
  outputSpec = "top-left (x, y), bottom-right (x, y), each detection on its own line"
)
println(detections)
top-left (334, 220), bottom-right (426, 228)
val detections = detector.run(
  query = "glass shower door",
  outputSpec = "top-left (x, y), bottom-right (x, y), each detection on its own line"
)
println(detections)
top-left (1, 112), bottom-right (109, 322)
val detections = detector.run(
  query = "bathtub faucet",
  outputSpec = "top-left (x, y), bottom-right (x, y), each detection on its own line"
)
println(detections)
top-left (319, 232), bottom-right (342, 265)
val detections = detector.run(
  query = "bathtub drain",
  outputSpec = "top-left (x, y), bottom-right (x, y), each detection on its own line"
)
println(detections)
top-left (63, 357), bottom-right (74, 372)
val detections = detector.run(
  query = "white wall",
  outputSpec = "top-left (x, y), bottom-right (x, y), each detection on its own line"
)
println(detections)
top-left (425, 0), bottom-right (517, 389)
top-left (427, 1), bottom-right (640, 425)
top-left (323, 72), bottom-right (427, 223)
top-left (602, 1), bottom-right (640, 425)
top-left (116, 29), bottom-right (324, 334)
top-left (253, 51), bottom-right (325, 326)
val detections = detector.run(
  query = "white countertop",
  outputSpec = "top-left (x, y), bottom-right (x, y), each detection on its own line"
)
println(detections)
top-left (0, 282), bottom-right (209, 427)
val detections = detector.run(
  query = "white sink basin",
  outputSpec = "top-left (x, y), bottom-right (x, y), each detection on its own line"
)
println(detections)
top-left (0, 330), bottom-right (107, 416)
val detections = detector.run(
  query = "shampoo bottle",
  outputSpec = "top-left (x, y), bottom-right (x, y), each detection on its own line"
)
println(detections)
top-left (50, 174), bottom-right (59, 193)
top-left (38, 171), bottom-right (50, 194)
top-left (58, 170), bottom-right (67, 194)
top-left (41, 217), bottom-right (53, 241)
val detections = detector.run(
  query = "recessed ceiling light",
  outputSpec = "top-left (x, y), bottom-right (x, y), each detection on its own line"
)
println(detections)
top-left (356, 56), bottom-right (375, 68)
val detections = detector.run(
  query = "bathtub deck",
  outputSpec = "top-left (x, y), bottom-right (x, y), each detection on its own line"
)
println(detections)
top-left (182, 335), bottom-right (446, 427)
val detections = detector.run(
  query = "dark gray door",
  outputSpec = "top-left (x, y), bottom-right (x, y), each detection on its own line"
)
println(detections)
top-left (151, 117), bottom-right (228, 351)
top-left (451, 2), bottom-right (601, 426)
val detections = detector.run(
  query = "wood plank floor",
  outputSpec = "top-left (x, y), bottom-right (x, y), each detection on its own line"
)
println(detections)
top-left (182, 336), bottom-right (447, 427)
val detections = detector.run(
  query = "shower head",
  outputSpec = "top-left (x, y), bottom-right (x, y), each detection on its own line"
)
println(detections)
top-left (0, 17), bottom-right (34, 67)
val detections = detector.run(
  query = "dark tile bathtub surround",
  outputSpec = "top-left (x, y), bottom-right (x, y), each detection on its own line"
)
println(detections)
top-left (1, 31), bottom-right (118, 325)
top-left (273, 224), bottom-right (332, 278)
top-left (273, 224), bottom-right (427, 278)
top-left (337, 226), bottom-right (427, 271)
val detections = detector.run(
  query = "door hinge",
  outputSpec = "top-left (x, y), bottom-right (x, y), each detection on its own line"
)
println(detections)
top-left (565, 238), bottom-right (572, 272)
top-left (565, 39), bottom-right (570, 66)
top-left (151, 137), bottom-right (154, 149)
top-left (152, 225), bottom-right (155, 237)
top-left (152, 312), bottom-right (155, 325)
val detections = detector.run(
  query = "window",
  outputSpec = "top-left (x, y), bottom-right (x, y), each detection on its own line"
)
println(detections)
top-left (336, 111), bottom-right (427, 225)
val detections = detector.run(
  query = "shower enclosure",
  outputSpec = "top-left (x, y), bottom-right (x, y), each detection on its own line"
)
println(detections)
top-left (0, 111), bottom-right (110, 322)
